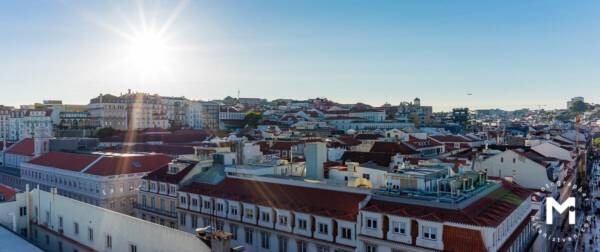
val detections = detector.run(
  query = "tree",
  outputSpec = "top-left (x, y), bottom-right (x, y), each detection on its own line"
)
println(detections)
top-left (243, 111), bottom-right (263, 128)
top-left (95, 127), bottom-right (117, 138)
top-left (593, 138), bottom-right (600, 149)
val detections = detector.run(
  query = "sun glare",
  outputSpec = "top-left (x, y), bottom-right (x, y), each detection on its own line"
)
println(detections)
top-left (127, 30), bottom-right (169, 74)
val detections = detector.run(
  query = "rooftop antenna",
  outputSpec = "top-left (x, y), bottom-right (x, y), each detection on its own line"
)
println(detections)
top-left (237, 89), bottom-right (240, 100)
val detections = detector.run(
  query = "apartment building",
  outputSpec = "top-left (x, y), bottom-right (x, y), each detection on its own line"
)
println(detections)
top-left (88, 94), bottom-right (129, 130)
top-left (188, 101), bottom-right (220, 129)
top-left (20, 151), bottom-right (171, 214)
top-left (137, 158), bottom-right (207, 228)
top-left (177, 177), bottom-right (369, 252)
top-left (7, 109), bottom-right (53, 141)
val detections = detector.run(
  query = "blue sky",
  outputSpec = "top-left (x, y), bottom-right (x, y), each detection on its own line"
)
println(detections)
top-left (1, 1), bottom-right (599, 111)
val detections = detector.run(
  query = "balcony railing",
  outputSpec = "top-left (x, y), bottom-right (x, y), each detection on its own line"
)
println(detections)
top-left (134, 203), bottom-right (178, 218)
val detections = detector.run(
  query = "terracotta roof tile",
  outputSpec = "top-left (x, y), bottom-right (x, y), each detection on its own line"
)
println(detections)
top-left (6, 138), bottom-right (35, 156)
top-left (179, 178), bottom-right (367, 221)
top-left (85, 154), bottom-right (171, 176)
top-left (28, 152), bottom-right (99, 172)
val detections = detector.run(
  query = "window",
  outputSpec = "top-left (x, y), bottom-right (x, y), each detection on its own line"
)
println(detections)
top-left (191, 214), bottom-right (198, 228)
top-left (106, 235), bottom-right (112, 249)
top-left (278, 236), bottom-right (288, 252)
top-left (318, 223), bottom-right (329, 234)
top-left (19, 206), bottom-right (26, 216)
top-left (297, 218), bottom-right (307, 230)
top-left (500, 157), bottom-right (504, 163)
top-left (362, 173), bottom-right (370, 180)
top-left (180, 196), bottom-right (187, 205)
top-left (179, 213), bottom-right (186, 226)
top-left (245, 208), bottom-right (254, 219)
top-left (230, 206), bottom-right (238, 216)
top-left (366, 217), bottom-right (378, 229)
top-left (422, 226), bottom-right (437, 240)
top-left (341, 227), bottom-right (352, 239)
top-left (203, 200), bottom-right (210, 209)
top-left (392, 221), bottom-right (406, 234)
top-left (160, 199), bottom-right (165, 210)
top-left (216, 220), bottom-right (224, 231)
top-left (130, 244), bottom-right (137, 252)
top-left (366, 243), bottom-right (377, 252)
top-left (513, 158), bottom-right (516, 163)
top-left (59, 216), bottom-right (63, 229)
top-left (278, 215), bottom-right (288, 226)
top-left (229, 224), bottom-right (238, 240)
top-left (141, 195), bottom-right (147, 207)
top-left (192, 198), bottom-right (198, 207)
top-left (88, 228), bottom-right (94, 241)
top-left (74, 222), bottom-right (79, 235)
top-left (150, 196), bottom-right (156, 208)
top-left (58, 241), bottom-right (63, 252)
top-left (260, 231), bottom-right (270, 249)
top-left (261, 211), bottom-right (271, 222)
top-left (297, 240), bottom-right (307, 252)
top-left (217, 203), bottom-right (224, 212)
top-left (244, 228), bottom-right (253, 244)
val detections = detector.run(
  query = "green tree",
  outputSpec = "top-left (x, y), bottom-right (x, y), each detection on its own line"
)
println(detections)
top-left (243, 111), bottom-right (263, 128)
top-left (593, 138), bottom-right (600, 148)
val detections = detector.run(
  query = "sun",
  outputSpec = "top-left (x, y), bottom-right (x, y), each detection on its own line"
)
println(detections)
top-left (126, 30), bottom-right (170, 74)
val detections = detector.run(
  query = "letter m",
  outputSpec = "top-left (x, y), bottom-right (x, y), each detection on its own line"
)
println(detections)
top-left (546, 197), bottom-right (575, 225)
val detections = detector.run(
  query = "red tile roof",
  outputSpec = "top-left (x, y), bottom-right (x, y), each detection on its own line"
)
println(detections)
top-left (85, 154), bottom-right (171, 176)
top-left (370, 142), bottom-right (419, 155)
top-left (0, 184), bottom-right (17, 201)
top-left (179, 178), bottom-right (368, 221)
top-left (362, 182), bottom-right (532, 227)
top-left (28, 152), bottom-right (99, 172)
top-left (270, 141), bottom-right (301, 150)
top-left (6, 138), bottom-right (35, 156)
top-left (144, 161), bottom-right (197, 184)
top-left (442, 225), bottom-right (487, 252)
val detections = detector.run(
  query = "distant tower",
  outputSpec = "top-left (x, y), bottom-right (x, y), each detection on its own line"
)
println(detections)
top-left (414, 97), bottom-right (421, 107)
top-left (33, 126), bottom-right (52, 157)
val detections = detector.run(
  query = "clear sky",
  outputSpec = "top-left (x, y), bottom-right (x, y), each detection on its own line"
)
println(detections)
top-left (1, 1), bottom-right (599, 111)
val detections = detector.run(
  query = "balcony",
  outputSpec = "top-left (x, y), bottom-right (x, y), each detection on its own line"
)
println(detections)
top-left (134, 203), bottom-right (177, 218)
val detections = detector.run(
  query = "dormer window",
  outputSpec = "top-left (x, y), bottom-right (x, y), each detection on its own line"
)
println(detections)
top-left (318, 223), bottom-right (328, 234)
top-left (245, 209), bottom-right (254, 219)
top-left (180, 196), bottom-right (187, 205)
top-left (191, 199), bottom-right (198, 207)
top-left (278, 215), bottom-right (288, 226)
top-left (392, 221), bottom-right (406, 235)
top-left (297, 219), bottom-right (307, 230)
top-left (261, 212), bottom-right (270, 222)
top-left (203, 200), bottom-right (210, 209)
top-left (366, 218), bottom-right (378, 229)
top-left (230, 206), bottom-right (238, 216)
top-left (217, 203), bottom-right (224, 212)
top-left (422, 226), bottom-right (437, 240)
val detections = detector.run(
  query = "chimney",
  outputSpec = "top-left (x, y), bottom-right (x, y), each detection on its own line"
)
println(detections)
top-left (304, 142), bottom-right (326, 180)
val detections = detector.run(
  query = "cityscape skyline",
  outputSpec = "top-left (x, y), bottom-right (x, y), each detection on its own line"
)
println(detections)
top-left (1, 1), bottom-right (600, 111)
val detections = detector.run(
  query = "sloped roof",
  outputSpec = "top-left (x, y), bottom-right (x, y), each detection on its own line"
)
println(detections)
top-left (341, 151), bottom-right (393, 167)
top-left (144, 161), bottom-right (197, 184)
top-left (85, 154), bottom-right (171, 176)
top-left (369, 142), bottom-right (418, 155)
top-left (179, 178), bottom-right (367, 221)
top-left (28, 152), bottom-right (99, 172)
top-left (6, 138), bottom-right (35, 156)
top-left (0, 184), bottom-right (17, 201)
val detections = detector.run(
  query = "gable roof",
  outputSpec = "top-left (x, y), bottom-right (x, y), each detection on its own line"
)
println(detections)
top-left (0, 184), bottom-right (17, 201)
top-left (179, 178), bottom-right (367, 221)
